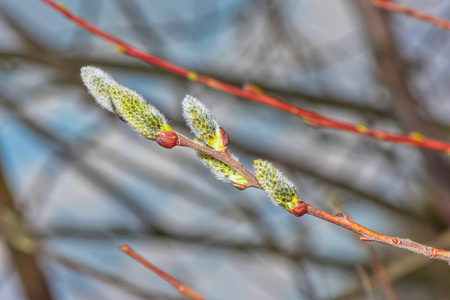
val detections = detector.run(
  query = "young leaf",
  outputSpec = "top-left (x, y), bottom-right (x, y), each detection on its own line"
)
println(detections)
top-left (182, 95), bottom-right (227, 151)
top-left (253, 160), bottom-right (299, 210)
top-left (80, 66), bottom-right (172, 140)
top-left (198, 152), bottom-right (249, 188)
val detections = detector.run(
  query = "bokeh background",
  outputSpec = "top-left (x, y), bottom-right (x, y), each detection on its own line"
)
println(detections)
top-left (1, 0), bottom-right (450, 299)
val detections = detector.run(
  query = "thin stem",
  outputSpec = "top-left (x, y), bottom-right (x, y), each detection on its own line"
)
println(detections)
top-left (305, 204), bottom-right (450, 265)
top-left (168, 133), bottom-right (450, 266)
top-left (177, 134), bottom-right (260, 188)
top-left (372, 0), bottom-right (450, 30)
top-left (41, 0), bottom-right (450, 154)
top-left (120, 245), bottom-right (207, 300)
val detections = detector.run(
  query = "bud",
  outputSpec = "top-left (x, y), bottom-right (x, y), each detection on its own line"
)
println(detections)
top-left (182, 95), bottom-right (227, 151)
top-left (80, 66), bottom-right (172, 140)
top-left (231, 183), bottom-right (248, 190)
top-left (218, 127), bottom-right (229, 147)
top-left (156, 130), bottom-right (179, 149)
top-left (290, 200), bottom-right (307, 217)
top-left (253, 160), bottom-right (299, 210)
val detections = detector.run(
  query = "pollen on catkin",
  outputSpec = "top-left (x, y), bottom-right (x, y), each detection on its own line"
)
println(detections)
top-left (182, 95), bottom-right (225, 151)
top-left (198, 152), bottom-right (249, 187)
top-left (80, 66), bottom-right (171, 140)
top-left (253, 160), bottom-right (299, 210)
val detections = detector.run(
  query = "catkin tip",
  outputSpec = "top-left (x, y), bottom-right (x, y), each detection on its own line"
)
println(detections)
top-left (181, 94), bottom-right (224, 150)
top-left (80, 66), bottom-right (116, 112)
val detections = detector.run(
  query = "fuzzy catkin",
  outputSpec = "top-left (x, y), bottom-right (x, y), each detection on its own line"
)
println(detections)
top-left (182, 95), bottom-right (224, 150)
top-left (198, 152), bottom-right (248, 186)
top-left (80, 66), bottom-right (171, 140)
top-left (254, 160), bottom-right (299, 209)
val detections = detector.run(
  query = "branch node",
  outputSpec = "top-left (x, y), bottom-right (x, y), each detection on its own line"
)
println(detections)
top-left (119, 244), bottom-right (131, 253)
top-left (392, 237), bottom-right (400, 246)
top-left (335, 213), bottom-right (352, 222)
top-left (430, 248), bottom-right (437, 258)
top-left (218, 127), bottom-right (229, 147)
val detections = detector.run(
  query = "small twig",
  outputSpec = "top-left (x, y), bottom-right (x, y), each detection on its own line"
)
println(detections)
top-left (166, 131), bottom-right (450, 265)
top-left (299, 203), bottom-right (450, 265)
top-left (327, 194), bottom-right (400, 299)
top-left (41, 0), bottom-right (450, 154)
top-left (120, 245), bottom-right (207, 300)
top-left (43, 248), bottom-right (178, 300)
top-left (372, 0), bottom-right (450, 30)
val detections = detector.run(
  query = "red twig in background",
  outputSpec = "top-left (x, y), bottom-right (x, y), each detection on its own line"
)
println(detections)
top-left (372, 0), bottom-right (450, 30)
top-left (120, 245), bottom-right (207, 300)
top-left (41, 0), bottom-right (450, 154)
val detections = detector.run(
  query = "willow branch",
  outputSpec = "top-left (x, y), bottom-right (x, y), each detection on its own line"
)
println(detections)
top-left (43, 248), bottom-right (181, 300)
top-left (120, 245), bottom-right (207, 300)
top-left (300, 203), bottom-right (450, 265)
top-left (161, 129), bottom-right (450, 264)
top-left (5, 47), bottom-right (450, 136)
top-left (371, 0), bottom-right (450, 30)
top-left (41, 0), bottom-right (450, 266)
top-left (41, 0), bottom-right (450, 153)
top-left (166, 132), bottom-right (450, 264)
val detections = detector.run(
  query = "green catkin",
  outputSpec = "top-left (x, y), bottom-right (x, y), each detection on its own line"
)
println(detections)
top-left (182, 95), bottom-right (225, 151)
top-left (80, 66), bottom-right (171, 140)
top-left (198, 152), bottom-right (249, 187)
top-left (254, 160), bottom-right (299, 210)
top-left (82, 68), bottom-right (248, 188)
top-left (182, 96), bottom-right (247, 186)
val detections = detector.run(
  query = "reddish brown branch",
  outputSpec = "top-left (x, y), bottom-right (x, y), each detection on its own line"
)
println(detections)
top-left (41, 0), bottom-right (450, 266)
top-left (120, 245), bottom-right (207, 300)
top-left (304, 204), bottom-right (450, 265)
top-left (41, 0), bottom-right (450, 154)
top-left (372, 0), bottom-right (450, 30)
top-left (143, 127), bottom-right (450, 265)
